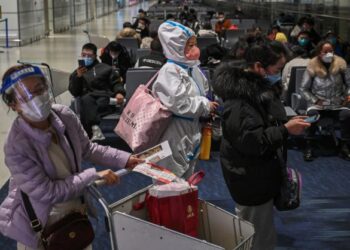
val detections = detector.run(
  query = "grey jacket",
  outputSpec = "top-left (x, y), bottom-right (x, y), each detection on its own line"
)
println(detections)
top-left (300, 55), bottom-right (350, 108)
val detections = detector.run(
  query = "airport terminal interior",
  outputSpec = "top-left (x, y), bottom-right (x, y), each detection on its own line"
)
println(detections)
top-left (0, 0), bottom-right (350, 249)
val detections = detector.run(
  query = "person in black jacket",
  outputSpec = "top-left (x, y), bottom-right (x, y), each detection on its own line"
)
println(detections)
top-left (213, 44), bottom-right (310, 250)
top-left (134, 39), bottom-right (166, 68)
top-left (69, 43), bottom-right (125, 140)
top-left (133, 17), bottom-right (150, 39)
top-left (100, 41), bottom-right (134, 82)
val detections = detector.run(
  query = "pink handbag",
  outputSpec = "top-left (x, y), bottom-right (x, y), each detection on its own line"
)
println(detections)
top-left (114, 72), bottom-right (172, 152)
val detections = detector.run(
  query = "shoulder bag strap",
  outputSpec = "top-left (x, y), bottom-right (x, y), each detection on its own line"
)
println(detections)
top-left (145, 71), bottom-right (160, 89)
top-left (21, 191), bottom-right (43, 233)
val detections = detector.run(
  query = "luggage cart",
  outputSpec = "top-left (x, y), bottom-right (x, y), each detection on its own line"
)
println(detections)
top-left (89, 184), bottom-right (254, 250)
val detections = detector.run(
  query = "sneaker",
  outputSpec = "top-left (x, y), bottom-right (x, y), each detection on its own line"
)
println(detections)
top-left (303, 148), bottom-right (314, 162)
top-left (91, 125), bottom-right (105, 141)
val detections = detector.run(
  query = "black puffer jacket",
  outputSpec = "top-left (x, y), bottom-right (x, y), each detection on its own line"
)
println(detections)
top-left (69, 60), bottom-right (125, 97)
top-left (213, 63), bottom-right (288, 206)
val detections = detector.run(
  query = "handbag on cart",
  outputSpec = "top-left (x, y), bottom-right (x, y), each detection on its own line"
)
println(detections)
top-left (21, 130), bottom-right (94, 250)
top-left (114, 71), bottom-right (172, 153)
top-left (274, 149), bottom-right (302, 211)
top-left (146, 171), bottom-right (205, 237)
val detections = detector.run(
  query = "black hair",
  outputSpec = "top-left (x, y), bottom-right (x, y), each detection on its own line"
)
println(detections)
top-left (108, 41), bottom-right (126, 53)
top-left (150, 39), bottom-right (163, 53)
top-left (297, 30), bottom-right (310, 38)
top-left (245, 44), bottom-right (284, 69)
top-left (291, 45), bottom-right (307, 56)
top-left (138, 17), bottom-right (150, 25)
top-left (271, 25), bottom-right (281, 32)
top-left (123, 22), bottom-right (132, 28)
top-left (269, 40), bottom-right (288, 57)
top-left (82, 43), bottom-right (97, 55)
top-left (138, 8), bottom-right (144, 13)
top-left (315, 40), bottom-right (334, 55)
top-left (183, 6), bottom-right (188, 11)
top-left (166, 13), bottom-right (175, 20)
top-left (218, 12), bottom-right (225, 16)
top-left (189, 9), bottom-right (196, 14)
top-left (303, 17), bottom-right (315, 26)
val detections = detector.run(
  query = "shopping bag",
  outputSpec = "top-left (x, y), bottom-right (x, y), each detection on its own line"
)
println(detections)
top-left (274, 167), bottom-right (302, 211)
top-left (274, 149), bottom-right (302, 211)
top-left (146, 171), bottom-right (205, 237)
top-left (114, 72), bottom-right (172, 152)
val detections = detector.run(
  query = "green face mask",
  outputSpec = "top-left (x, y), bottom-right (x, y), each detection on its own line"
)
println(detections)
top-left (298, 38), bottom-right (309, 47)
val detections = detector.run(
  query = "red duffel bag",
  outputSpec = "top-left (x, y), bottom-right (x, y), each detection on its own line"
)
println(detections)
top-left (146, 171), bottom-right (205, 237)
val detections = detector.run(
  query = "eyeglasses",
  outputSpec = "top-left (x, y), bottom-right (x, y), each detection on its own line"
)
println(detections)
top-left (81, 53), bottom-right (95, 58)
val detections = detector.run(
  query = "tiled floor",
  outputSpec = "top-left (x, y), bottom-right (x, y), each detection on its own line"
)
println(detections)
top-left (0, 0), bottom-right (155, 188)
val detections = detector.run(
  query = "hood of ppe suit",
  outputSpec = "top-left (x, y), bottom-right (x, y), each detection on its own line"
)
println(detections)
top-left (158, 21), bottom-right (199, 66)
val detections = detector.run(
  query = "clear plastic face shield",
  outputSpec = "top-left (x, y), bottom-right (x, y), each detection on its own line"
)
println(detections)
top-left (0, 66), bottom-right (53, 122)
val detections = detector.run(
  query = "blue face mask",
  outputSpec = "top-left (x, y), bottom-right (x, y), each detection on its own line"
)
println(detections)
top-left (84, 57), bottom-right (94, 67)
top-left (265, 73), bottom-right (281, 85)
top-left (298, 38), bottom-right (309, 47)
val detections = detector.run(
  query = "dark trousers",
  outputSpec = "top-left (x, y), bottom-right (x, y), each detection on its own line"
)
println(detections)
top-left (306, 108), bottom-right (350, 140)
top-left (79, 94), bottom-right (115, 137)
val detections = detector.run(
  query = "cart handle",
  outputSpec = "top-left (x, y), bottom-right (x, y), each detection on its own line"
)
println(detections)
top-left (94, 168), bottom-right (130, 186)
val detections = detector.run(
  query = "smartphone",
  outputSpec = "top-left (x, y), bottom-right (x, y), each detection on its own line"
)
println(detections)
top-left (304, 114), bottom-right (320, 123)
top-left (78, 59), bottom-right (85, 67)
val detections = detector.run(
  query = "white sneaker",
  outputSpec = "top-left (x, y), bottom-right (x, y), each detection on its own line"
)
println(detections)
top-left (91, 125), bottom-right (105, 141)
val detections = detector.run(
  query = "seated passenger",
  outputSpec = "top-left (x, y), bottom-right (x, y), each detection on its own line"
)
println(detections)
top-left (324, 30), bottom-right (347, 59)
top-left (134, 40), bottom-right (166, 68)
top-left (184, 12), bottom-right (200, 34)
top-left (301, 17), bottom-right (321, 46)
top-left (0, 64), bottom-right (143, 249)
top-left (281, 45), bottom-right (310, 100)
top-left (69, 43), bottom-right (125, 140)
top-left (116, 22), bottom-right (141, 44)
top-left (133, 17), bottom-right (150, 39)
top-left (197, 22), bottom-right (219, 40)
top-left (294, 30), bottom-right (315, 57)
top-left (215, 12), bottom-right (232, 41)
top-left (300, 41), bottom-right (350, 161)
top-left (100, 41), bottom-right (134, 82)
top-left (140, 31), bottom-right (158, 49)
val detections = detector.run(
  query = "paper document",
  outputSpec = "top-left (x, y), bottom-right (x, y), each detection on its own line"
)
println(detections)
top-left (133, 141), bottom-right (176, 183)
top-left (135, 141), bottom-right (172, 163)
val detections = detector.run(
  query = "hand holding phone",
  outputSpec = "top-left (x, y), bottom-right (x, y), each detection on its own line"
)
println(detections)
top-left (304, 114), bottom-right (320, 123)
top-left (78, 59), bottom-right (85, 67)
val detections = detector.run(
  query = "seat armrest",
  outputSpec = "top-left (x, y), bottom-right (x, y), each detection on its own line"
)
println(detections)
top-left (291, 93), bottom-right (301, 111)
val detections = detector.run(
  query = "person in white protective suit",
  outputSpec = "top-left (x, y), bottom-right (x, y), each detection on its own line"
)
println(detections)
top-left (152, 21), bottom-right (219, 178)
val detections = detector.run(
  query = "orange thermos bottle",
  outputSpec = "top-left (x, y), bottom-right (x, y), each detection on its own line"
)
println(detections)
top-left (199, 124), bottom-right (212, 160)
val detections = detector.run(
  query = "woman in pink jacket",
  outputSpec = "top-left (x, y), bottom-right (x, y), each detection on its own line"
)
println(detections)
top-left (0, 64), bottom-right (143, 249)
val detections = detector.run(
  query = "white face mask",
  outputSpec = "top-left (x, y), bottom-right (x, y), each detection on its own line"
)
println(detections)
top-left (218, 17), bottom-right (224, 22)
top-left (19, 91), bottom-right (52, 122)
top-left (321, 52), bottom-right (334, 63)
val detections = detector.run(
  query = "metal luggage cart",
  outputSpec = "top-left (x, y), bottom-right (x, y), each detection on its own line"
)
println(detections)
top-left (89, 184), bottom-right (254, 250)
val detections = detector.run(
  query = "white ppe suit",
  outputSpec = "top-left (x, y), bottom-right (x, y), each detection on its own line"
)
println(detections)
top-left (152, 21), bottom-right (211, 178)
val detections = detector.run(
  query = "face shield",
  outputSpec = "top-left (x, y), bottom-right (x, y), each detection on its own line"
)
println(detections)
top-left (0, 66), bottom-right (53, 122)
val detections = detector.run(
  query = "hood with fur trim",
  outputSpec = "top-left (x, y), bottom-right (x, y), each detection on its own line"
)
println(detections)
top-left (213, 62), bottom-right (276, 107)
top-left (307, 55), bottom-right (347, 78)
